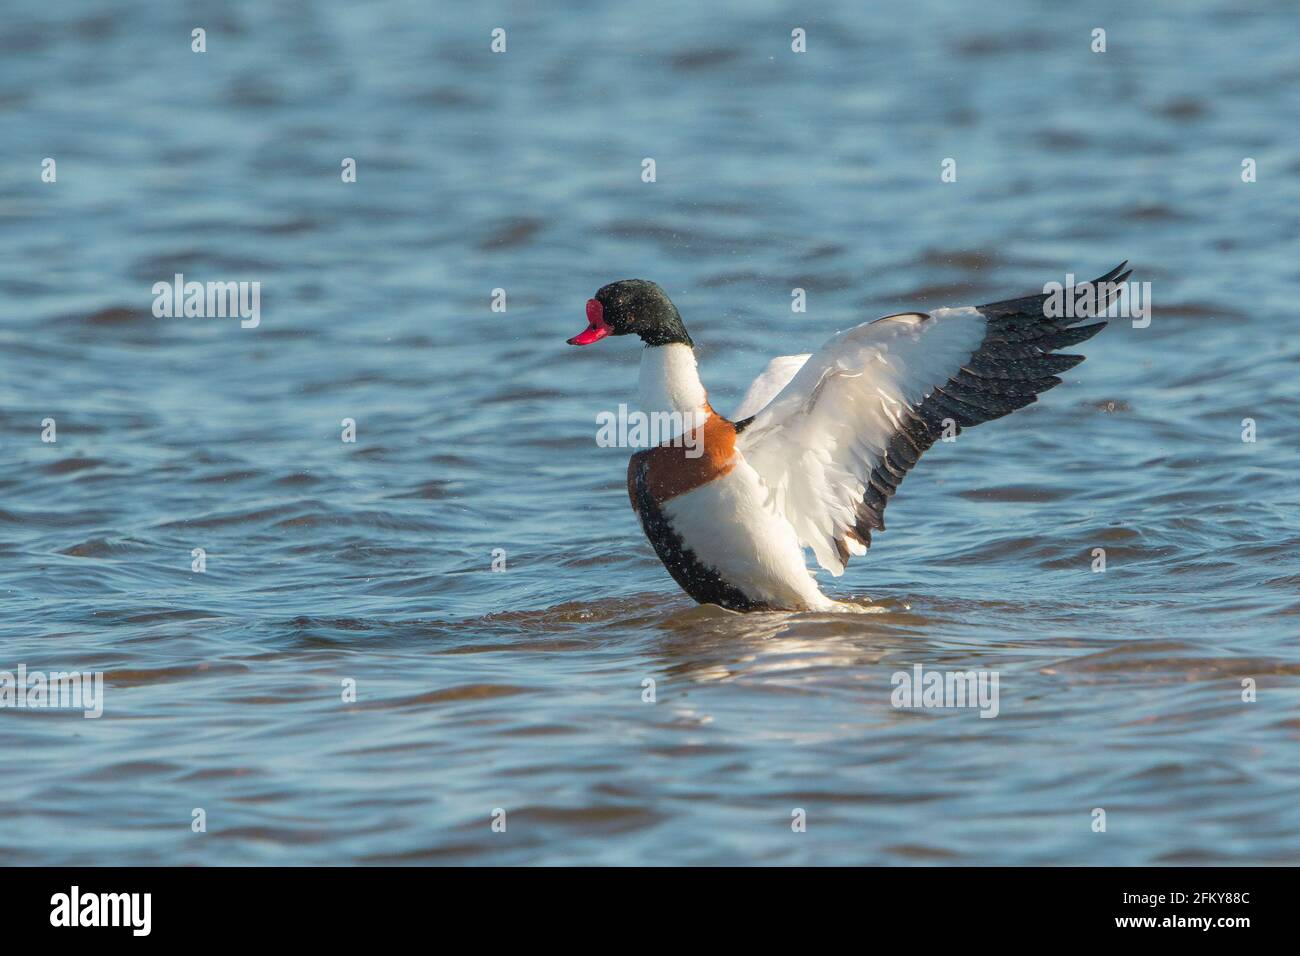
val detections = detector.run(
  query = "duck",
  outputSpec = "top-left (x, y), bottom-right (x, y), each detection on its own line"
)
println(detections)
top-left (568, 263), bottom-right (1130, 612)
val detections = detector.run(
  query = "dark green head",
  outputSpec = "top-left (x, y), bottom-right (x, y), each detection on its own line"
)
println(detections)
top-left (568, 279), bottom-right (693, 348)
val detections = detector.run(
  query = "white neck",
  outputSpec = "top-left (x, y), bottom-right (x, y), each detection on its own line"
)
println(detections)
top-left (639, 343), bottom-right (709, 426)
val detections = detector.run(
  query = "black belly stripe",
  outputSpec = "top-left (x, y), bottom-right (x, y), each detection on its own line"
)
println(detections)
top-left (630, 453), bottom-right (771, 612)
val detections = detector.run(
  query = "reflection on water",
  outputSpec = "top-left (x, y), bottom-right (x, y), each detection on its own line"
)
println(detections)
top-left (1, 0), bottom-right (1299, 864)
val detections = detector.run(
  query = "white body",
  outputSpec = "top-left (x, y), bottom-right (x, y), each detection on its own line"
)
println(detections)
top-left (661, 461), bottom-right (836, 610)
top-left (636, 312), bottom-right (987, 611)
top-left (638, 342), bottom-right (837, 610)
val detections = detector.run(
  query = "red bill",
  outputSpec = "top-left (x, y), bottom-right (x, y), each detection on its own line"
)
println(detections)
top-left (568, 299), bottom-right (611, 345)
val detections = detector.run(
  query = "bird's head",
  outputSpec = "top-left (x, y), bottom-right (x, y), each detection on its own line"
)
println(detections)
top-left (568, 279), bottom-right (693, 348)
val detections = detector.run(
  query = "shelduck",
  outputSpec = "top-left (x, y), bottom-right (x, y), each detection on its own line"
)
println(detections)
top-left (568, 264), bottom-right (1129, 611)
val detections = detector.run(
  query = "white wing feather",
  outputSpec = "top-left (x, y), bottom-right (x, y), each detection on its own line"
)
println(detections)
top-left (730, 354), bottom-right (812, 421)
top-left (736, 309), bottom-right (987, 576)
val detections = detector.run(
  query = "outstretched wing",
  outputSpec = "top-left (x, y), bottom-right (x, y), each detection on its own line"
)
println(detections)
top-left (737, 262), bottom-right (1129, 575)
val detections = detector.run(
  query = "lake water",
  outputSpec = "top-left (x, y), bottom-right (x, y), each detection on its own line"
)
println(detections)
top-left (1, 0), bottom-right (1298, 865)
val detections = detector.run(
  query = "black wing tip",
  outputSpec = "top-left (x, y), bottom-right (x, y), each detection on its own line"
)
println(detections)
top-left (1077, 261), bottom-right (1132, 317)
top-left (1094, 260), bottom-right (1130, 285)
top-left (1081, 320), bottom-right (1108, 342)
top-left (978, 260), bottom-right (1134, 316)
top-left (1047, 320), bottom-right (1108, 349)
